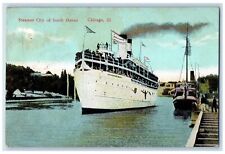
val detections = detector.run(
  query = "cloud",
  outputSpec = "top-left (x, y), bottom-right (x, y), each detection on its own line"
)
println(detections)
top-left (192, 32), bottom-right (218, 46)
top-left (150, 32), bottom-right (218, 49)
top-left (17, 27), bottom-right (41, 40)
top-left (156, 40), bottom-right (185, 48)
top-left (7, 27), bottom-right (68, 51)
top-left (47, 36), bottom-right (67, 43)
top-left (6, 27), bottom-right (74, 63)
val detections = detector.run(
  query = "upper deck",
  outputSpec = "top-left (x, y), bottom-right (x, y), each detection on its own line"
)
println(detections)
top-left (75, 44), bottom-right (158, 89)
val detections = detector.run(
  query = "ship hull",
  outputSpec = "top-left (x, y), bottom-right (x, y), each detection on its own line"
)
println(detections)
top-left (82, 106), bottom-right (156, 114)
top-left (74, 69), bottom-right (157, 114)
top-left (173, 96), bottom-right (197, 110)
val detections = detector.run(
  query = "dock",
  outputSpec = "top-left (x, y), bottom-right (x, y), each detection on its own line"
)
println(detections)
top-left (6, 97), bottom-right (73, 103)
top-left (186, 111), bottom-right (219, 147)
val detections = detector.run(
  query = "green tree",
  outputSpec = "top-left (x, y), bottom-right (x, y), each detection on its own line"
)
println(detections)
top-left (6, 64), bottom-right (74, 99)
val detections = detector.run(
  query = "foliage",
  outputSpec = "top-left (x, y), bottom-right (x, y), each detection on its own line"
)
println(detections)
top-left (199, 80), bottom-right (209, 94)
top-left (6, 64), bottom-right (74, 99)
top-left (198, 74), bottom-right (219, 94)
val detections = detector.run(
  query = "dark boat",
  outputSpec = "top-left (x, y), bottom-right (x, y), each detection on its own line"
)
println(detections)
top-left (172, 25), bottom-right (198, 110)
top-left (173, 85), bottom-right (197, 110)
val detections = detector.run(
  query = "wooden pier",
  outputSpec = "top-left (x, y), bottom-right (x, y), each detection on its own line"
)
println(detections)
top-left (6, 97), bottom-right (73, 103)
top-left (186, 111), bottom-right (219, 147)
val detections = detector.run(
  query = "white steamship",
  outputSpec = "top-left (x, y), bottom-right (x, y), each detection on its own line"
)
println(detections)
top-left (74, 30), bottom-right (159, 114)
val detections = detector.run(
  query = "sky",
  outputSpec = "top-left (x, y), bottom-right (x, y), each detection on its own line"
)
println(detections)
top-left (6, 6), bottom-right (219, 81)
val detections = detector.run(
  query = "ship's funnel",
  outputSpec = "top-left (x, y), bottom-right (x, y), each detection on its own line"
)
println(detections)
top-left (119, 34), bottom-right (127, 39)
top-left (127, 39), bottom-right (132, 57)
top-left (190, 71), bottom-right (195, 81)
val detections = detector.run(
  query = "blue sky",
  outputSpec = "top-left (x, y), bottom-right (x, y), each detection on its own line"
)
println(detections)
top-left (6, 7), bottom-right (219, 81)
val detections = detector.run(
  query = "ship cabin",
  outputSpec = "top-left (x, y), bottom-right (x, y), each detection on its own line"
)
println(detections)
top-left (75, 43), bottom-right (158, 89)
top-left (173, 87), bottom-right (197, 99)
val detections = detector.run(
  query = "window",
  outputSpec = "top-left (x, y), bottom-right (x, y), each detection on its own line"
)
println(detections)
top-left (188, 91), bottom-right (196, 97)
top-left (175, 91), bottom-right (183, 97)
top-left (133, 88), bottom-right (137, 93)
top-left (75, 61), bottom-right (82, 69)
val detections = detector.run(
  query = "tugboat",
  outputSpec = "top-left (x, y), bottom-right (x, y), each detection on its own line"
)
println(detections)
top-left (172, 25), bottom-right (198, 110)
top-left (74, 28), bottom-right (159, 114)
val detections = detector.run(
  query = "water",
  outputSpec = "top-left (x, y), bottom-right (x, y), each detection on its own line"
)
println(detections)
top-left (5, 97), bottom-right (192, 147)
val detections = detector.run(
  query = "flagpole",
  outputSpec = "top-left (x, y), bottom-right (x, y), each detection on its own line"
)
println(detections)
top-left (111, 30), bottom-right (112, 51)
top-left (82, 26), bottom-right (95, 72)
top-left (82, 32), bottom-right (87, 72)
top-left (67, 72), bottom-right (69, 98)
top-left (139, 42), bottom-right (142, 61)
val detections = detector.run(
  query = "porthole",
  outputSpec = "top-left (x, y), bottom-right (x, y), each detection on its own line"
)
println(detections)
top-left (133, 88), bottom-right (137, 93)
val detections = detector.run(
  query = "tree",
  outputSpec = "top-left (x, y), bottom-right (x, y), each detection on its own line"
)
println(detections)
top-left (6, 64), bottom-right (75, 99)
top-left (198, 74), bottom-right (219, 94)
top-left (46, 71), bottom-right (52, 74)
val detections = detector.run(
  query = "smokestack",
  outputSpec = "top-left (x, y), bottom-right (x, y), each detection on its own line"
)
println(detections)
top-left (127, 39), bottom-right (132, 57)
top-left (119, 34), bottom-right (127, 39)
top-left (190, 71), bottom-right (195, 81)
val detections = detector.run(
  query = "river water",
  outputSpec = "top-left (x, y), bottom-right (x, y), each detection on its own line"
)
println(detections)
top-left (5, 97), bottom-right (192, 148)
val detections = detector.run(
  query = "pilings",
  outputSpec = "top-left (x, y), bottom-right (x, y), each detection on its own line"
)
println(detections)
top-left (194, 112), bottom-right (219, 147)
top-left (186, 111), bottom-right (219, 147)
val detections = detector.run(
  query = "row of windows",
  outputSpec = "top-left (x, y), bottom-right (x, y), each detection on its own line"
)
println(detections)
top-left (75, 50), bottom-right (158, 81)
top-left (95, 80), bottom-right (155, 95)
top-left (96, 80), bottom-right (129, 88)
top-left (76, 61), bottom-right (158, 89)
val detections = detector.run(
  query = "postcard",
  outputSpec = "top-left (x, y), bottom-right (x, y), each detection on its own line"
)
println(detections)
top-left (5, 4), bottom-right (220, 148)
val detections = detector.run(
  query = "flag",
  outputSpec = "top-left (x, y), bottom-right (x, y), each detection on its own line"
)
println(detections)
top-left (144, 56), bottom-right (150, 62)
top-left (112, 30), bottom-right (127, 44)
top-left (141, 42), bottom-right (146, 47)
top-left (85, 26), bottom-right (95, 33)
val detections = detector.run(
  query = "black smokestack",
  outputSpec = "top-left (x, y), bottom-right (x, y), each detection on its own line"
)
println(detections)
top-left (122, 22), bottom-right (209, 38)
top-left (190, 71), bottom-right (195, 81)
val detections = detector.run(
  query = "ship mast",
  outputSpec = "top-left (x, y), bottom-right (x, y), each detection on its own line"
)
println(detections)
top-left (185, 23), bottom-right (191, 99)
top-left (185, 25), bottom-right (189, 83)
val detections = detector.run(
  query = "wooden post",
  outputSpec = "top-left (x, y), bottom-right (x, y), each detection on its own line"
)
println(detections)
top-left (67, 73), bottom-right (69, 98)
top-left (73, 69), bottom-right (76, 101)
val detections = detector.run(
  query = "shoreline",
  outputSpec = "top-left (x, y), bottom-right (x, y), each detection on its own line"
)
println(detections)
top-left (6, 97), bottom-right (73, 103)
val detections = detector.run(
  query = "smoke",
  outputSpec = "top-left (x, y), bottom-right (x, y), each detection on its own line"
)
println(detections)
top-left (122, 22), bottom-right (209, 38)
